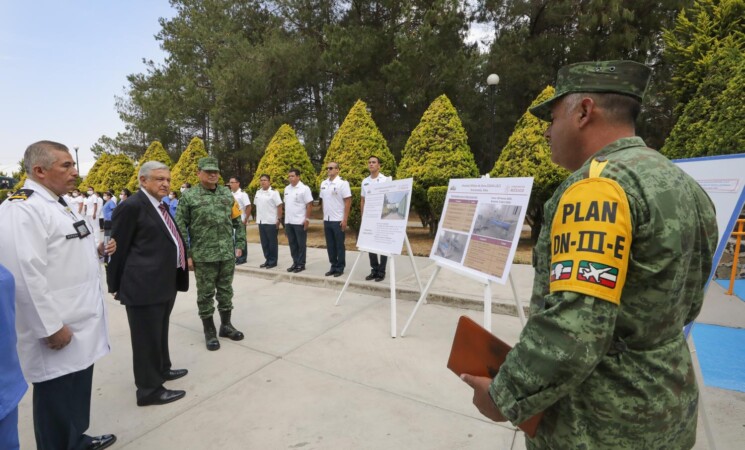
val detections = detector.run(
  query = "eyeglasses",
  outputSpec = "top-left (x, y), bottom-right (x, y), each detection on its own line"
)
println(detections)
top-left (326, 167), bottom-right (336, 170)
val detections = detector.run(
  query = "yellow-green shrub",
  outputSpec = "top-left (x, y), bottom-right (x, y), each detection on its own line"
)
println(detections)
top-left (490, 86), bottom-right (570, 242)
top-left (250, 124), bottom-right (317, 197)
top-left (316, 99), bottom-right (396, 189)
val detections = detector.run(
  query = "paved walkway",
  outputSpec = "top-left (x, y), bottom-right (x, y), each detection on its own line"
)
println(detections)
top-left (15, 243), bottom-right (745, 449)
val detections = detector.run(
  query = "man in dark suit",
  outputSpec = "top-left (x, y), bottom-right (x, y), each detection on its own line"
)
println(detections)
top-left (107, 161), bottom-right (189, 406)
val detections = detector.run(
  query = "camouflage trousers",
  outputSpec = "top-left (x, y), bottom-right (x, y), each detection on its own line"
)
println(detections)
top-left (194, 259), bottom-right (235, 319)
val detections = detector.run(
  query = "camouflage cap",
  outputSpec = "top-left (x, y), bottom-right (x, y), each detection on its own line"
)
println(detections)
top-left (198, 157), bottom-right (220, 171)
top-left (529, 60), bottom-right (652, 121)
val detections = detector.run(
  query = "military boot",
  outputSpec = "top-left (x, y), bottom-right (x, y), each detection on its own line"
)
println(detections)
top-left (218, 311), bottom-right (245, 341)
top-left (202, 317), bottom-right (220, 351)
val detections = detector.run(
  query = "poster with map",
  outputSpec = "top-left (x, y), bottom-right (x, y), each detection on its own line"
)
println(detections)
top-left (430, 177), bottom-right (533, 284)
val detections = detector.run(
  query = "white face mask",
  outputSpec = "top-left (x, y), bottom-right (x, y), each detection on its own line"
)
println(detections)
top-left (72, 193), bottom-right (79, 197)
top-left (87, 190), bottom-right (94, 195)
top-left (169, 194), bottom-right (175, 199)
top-left (119, 194), bottom-right (124, 200)
top-left (103, 196), bottom-right (110, 201)
top-left (180, 187), bottom-right (186, 193)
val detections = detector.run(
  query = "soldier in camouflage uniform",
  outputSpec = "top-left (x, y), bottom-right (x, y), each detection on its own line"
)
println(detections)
top-left (461, 61), bottom-right (718, 449)
top-left (175, 157), bottom-right (247, 351)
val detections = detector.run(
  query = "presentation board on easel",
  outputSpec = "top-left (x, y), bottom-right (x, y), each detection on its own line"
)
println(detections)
top-left (356, 178), bottom-right (413, 255)
top-left (674, 154), bottom-right (745, 276)
top-left (402, 177), bottom-right (534, 336)
top-left (430, 177), bottom-right (534, 284)
top-left (336, 178), bottom-right (423, 338)
top-left (674, 154), bottom-right (745, 450)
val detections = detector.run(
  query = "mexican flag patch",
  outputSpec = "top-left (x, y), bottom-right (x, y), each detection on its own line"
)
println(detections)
top-left (551, 261), bottom-right (573, 282)
top-left (577, 260), bottom-right (618, 288)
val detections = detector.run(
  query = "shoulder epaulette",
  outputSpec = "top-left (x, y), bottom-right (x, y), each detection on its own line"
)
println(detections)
top-left (8, 189), bottom-right (34, 201)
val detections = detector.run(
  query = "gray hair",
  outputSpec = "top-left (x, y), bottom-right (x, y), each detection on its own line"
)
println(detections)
top-left (138, 161), bottom-right (170, 185)
top-left (24, 140), bottom-right (69, 176)
top-left (562, 92), bottom-right (641, 125)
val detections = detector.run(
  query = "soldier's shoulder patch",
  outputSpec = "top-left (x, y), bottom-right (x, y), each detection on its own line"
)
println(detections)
top-left (549, 177), bottom-right (632, 305)
top-left (8, 189), bottom-right (34, 201)
top-left (231, 199), bottom-right (242, 219)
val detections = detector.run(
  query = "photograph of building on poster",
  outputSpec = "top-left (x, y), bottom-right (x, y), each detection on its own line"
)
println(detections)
top-left (434, 230), bottom-right (468, 263)
top-left (462, 203), bottom-right (525, 278)
top-left (472, 204), bottom-right (522, 241)
top-left (381, 191), bottom-right (408, 221)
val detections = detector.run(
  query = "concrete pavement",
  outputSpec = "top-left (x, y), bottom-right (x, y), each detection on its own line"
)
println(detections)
top-left (15, 243), bottom-right (745, 449)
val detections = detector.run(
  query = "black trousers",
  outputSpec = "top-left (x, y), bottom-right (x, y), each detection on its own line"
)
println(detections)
top-left (285, 223), bottom-right (307, 266)
top-left (258, 223), bottom-right (279, 265)
top-left (369, 253), bottom-right (388, 275)
top-left (323, 220), bottom-right (345, 272)
top-left (125, 295), bottom-right (176, 401)
top-left (32, 364), bottom-right (94, 450)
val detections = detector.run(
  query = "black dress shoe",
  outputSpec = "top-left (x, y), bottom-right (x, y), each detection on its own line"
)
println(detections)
top-left (287, 265), bottom-right (297, 272)
top-left (260, 262), bottom-right (268, 268)
top-left (293, 266), bottom-right (305, 273)
top-left (365, 273), bottom-right (377, 281)
top-left (333, 271), bottom-right (343, 277)
top-left (163, 368), bottom-right (188, 381)
top-left (88, 434), bottom-right (117, 450)
top-left (265, 263), bottom-right (277, 269)
top-left (137, 388), bottom-right (186, 406)
top-left (325, 270), bottom-right (335, 276)
top-left (374, 274), bottom-right (385, 282)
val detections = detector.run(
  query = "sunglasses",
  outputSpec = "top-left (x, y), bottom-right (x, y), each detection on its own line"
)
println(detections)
top-left (326, 167), bottom-right (336, 170)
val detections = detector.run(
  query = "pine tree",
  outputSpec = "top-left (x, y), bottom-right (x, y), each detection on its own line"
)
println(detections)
top-left (250, 124), bottom-right (317, 196)
top-left (126, 141), bottom-right (174, 191)
top-left (98, 154), bottom-right (135, 192)
top-left (397, 94), bottom-right (478, 232)
top-left (490, 86), bottom-right (570, 242)
top-left (316, 100), bottom-right (396, 189)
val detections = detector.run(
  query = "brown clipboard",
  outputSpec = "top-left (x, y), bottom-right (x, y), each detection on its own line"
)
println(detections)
top-left (447, 315), bottom-right (543, 437)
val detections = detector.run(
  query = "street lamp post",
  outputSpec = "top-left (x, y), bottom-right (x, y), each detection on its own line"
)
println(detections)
top-left (73, 146), bottom-right (80, 170)
top-left (486, 74), bottom-right (500, 164)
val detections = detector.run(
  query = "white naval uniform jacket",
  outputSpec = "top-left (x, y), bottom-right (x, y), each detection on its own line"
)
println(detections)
top-left (0, 179), bottom-right (110, 383)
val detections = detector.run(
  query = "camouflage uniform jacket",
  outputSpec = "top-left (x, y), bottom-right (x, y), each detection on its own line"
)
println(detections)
top-left (175, 184), bottom-right (246, 262)
top-left (490, 137), bottom-right (718, 449)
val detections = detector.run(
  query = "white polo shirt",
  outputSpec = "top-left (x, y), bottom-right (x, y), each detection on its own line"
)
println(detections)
top-left (254, 188), bottom-right (282, 224)
top-left (231, 189), bottom-right (251, 221)
top-left (361, 173), bottom-right (391, 197)
top-left (319, 176), bottom-right (351, 221)
top-left (284, 181), bottom-right (314, 225)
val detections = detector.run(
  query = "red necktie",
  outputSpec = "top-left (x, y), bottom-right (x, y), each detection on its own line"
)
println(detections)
top-left (159, 204), bottom-right (186, 269)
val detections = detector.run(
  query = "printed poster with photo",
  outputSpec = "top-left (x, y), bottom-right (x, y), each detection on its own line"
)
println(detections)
top-left (357, 178), bottom-right (413, 256)
top-left (430, 177), bottom-right (534, 284)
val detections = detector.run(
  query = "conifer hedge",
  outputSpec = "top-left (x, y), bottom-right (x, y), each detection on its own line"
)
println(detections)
top-left (98, 154), bottom-right (135, 192)
top-left (250, 124), bottom-right (317, 197)
top-left (661, 44), bottom-right (744, 159)
top-left (490, 86), bottom-right (570, 242)
top-left (81, 153), bottom-right (114, 191)
top-left (397, 95), bottom-right (478, 232)
top-left (127, 141), bottom-right (173, 191)
top-left (316, 100), bottom-right (396, 189)
top-left (171, 137), bottom-right (215, 189)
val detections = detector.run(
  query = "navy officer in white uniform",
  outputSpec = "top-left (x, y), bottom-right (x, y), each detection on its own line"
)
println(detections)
top-left (0, 141), bottom-right (117, 450)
